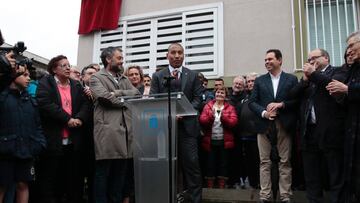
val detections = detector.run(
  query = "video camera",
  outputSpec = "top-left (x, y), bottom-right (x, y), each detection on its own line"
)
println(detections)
top-left (0, 41), bottom-right (33, 74)
top-left (0, 41), bottom-right (27, 55)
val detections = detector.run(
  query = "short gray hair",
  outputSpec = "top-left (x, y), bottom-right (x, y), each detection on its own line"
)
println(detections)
top-left (347, 31), bottom-right (360, 43)
top-left (246, 72), bottom-right (258, 78)
top-left (233, 75), bottom-right (246, 84)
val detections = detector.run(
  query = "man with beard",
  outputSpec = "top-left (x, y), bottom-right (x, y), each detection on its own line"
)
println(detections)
top-left (326, 31), bottom-right (360, 202)
top-left (90, 47), bottom-right (140, 203)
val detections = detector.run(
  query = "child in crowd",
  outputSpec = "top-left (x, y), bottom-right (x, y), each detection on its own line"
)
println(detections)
top-left (0, 64), bottom-right (46, 203)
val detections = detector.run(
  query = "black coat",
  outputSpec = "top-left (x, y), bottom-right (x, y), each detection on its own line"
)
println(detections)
top-left (288, 66), bottom-right (346, 150)
top-left (342, 62), bottom-right (360, 195)
top-left (36, 75), bottom-right (91, 155)
top-left (249, 71), bottom-right (299, 134)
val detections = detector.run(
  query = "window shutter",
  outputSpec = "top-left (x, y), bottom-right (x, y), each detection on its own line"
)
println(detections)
top-left (94, 3), bottom-right (224, 78)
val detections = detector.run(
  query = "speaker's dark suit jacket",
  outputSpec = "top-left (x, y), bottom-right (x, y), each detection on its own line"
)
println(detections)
top-left (150, 66), bottom-right (203, 203)
top-left (150, 66), bottom-right (202, 111)
top-left (249, 71), bottom-right (298, 134)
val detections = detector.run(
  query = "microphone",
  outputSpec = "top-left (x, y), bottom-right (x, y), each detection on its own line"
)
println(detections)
top-left (162, 76), bottom-right (176, 87)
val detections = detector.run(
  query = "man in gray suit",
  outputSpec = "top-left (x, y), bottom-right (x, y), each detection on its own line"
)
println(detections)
top-left (150, 43), bottom-right (203, 203)
top-left (249, 49), bottom-right (298, 203)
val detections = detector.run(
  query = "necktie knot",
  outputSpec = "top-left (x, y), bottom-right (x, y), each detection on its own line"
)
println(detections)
top-left (172, 69), bottom-right (179, 79)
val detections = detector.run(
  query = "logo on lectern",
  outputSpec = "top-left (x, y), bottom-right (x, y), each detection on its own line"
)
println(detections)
top-left (149, 114), bottom-right (158, 129)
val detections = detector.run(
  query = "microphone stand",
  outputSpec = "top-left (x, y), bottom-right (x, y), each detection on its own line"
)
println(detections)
top-left (163, 75), bottom-right (175, 203)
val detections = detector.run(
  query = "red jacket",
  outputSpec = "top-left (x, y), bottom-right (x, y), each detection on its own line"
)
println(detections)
top-left (199, 100), bottom-right (238, 152)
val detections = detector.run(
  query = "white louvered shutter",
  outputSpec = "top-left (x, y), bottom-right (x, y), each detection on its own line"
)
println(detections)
top-left (93, 3), bottom-right (224, 78)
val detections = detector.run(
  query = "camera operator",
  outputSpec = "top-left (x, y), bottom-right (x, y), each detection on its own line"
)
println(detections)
top-left (0, 30), bottom-right (21, 91)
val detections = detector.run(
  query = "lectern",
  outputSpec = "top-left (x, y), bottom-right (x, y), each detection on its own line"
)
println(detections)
top-left (124, 92), bottom-right (197, 203)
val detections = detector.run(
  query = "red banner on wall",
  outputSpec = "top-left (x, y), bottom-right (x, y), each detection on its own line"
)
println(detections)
top-left (78, 0), bottom-right (122, 35)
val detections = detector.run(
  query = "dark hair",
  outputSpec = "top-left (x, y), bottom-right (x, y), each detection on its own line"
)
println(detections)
top-left (203, 78), bottom-right (208, 83)
top-left (168, 43), bottom-right (184, 52)
top-left (143, 74), bottom-right (151, 80)
top-left (214, 78), bottom-right (224, 83)
top-left (266, 49), bottom-right (282, 60)
top-left (0, 30), bottom-right (4, 45)
top-left (81, 64), bottom-right (98, 75)
top-left (100, 47), bottom-right (122, 67)
top-left (47, 55), bottom-right (67, 75)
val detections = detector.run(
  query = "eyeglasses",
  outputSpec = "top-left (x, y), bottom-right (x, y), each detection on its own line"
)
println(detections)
top-left (307, 55), bottom-right (322, 62)
top-left (59, 63), bottom-right (71, 69)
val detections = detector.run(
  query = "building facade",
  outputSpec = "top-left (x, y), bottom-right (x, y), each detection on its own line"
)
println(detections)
top-left (77, 0), bottom-right (359, 85)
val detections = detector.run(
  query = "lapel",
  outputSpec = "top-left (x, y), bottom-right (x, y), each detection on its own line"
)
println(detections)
top-left (69, 79), bottom-right (78, 112)
top-left (49, 76), bottom-right (62, 105)
top-left (323, 65), bottom-right (333, 76)
top-left (275, 72), bottom-right (288, 100)
top-left (100, 69), bottom-right (120, 89)
top-left (181, 67), bottom-right (188, 91)
top-left (264, 73), bottom-right (274, 99)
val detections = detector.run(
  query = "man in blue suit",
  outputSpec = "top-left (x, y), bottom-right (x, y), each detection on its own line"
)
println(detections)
top-left (249, 49), bottom-right (298, 203)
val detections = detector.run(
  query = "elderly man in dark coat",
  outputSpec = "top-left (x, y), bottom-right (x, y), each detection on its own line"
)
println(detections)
top-left (326, 31), bottom-right (360, 202)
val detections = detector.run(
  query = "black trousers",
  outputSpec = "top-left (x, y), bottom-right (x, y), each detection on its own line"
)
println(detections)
top-left (302, 148), bottom-right (344, 203)
top-left (36, 145), bottom-right (83, 203)
top-left (228, 138), bottom-right (259, 188)
top-left (241, 140), bottom-right (260, 188)
top-left (178, 119), bottom-right (202, 203)
top-left (206, 141), bottom-right (228, 177)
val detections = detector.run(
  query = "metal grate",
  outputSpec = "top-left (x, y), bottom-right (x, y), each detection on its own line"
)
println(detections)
top-left (304, 0), bottom-right (358, 65)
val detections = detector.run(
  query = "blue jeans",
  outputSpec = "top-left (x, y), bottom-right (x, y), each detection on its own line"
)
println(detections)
top-left (94, 159), bottom-right (128, 203)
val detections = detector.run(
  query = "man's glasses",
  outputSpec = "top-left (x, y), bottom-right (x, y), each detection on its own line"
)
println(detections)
top-left (307, 55), bottom-right (322, 62)
top-left (59, 64), bottom-right (71, 69)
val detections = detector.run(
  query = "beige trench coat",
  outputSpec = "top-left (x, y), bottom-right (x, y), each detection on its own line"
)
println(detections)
top-left (89, 69), bottom-right (140, 160)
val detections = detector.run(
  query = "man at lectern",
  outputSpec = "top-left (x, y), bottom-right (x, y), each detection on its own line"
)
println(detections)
top-left (150, 43), bottom-right (203, 203)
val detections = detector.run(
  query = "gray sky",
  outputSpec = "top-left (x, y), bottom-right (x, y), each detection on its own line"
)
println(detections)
top-left (0, 0), bottom-right (81, 65)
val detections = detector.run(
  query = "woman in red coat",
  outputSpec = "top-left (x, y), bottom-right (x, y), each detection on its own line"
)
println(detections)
top-left (199, 86), bottom-right (238, 188)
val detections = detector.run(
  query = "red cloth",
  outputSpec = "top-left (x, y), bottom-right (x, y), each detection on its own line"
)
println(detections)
top-left (78, 0), bottom-right (122, 35)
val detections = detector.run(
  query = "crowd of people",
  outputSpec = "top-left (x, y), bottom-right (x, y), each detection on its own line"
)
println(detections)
top-left (1, 28), bottom-right (360, 203)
